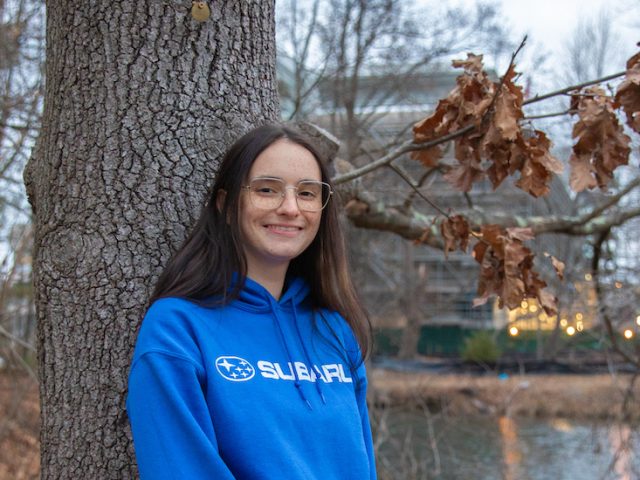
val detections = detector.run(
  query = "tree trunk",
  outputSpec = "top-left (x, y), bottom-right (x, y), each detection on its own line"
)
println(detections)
top-left (398, 242), bottom-right (424, 360)
top-left (24, 1), bottom-right (279, 477)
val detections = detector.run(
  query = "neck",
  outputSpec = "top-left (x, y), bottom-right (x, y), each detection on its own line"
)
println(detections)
top-left (246, 262), bottom-right (289, 300)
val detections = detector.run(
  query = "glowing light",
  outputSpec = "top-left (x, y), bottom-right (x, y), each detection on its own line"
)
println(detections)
top-left (575, 313), bottom-right (583, 321)
top-left (566, 326), bottom-right (576, 336)
top-left (615, 282), bottom-right (623, 289)
top-left (509, 326), bottom-right (519, 336)
top-left (550, 418), bottom-right (573, 433)
top-left (624, 329), bottom-right (634, 340)
top-left (584, 273), bottom-right (592, 281)
top-left (560, 318), bottom-right (568, 328)
top-left (521, 301), bottom-right (528, 309)
top-left (529, 305), bottom-right (538, 313)
top-left (636, 315), bottom-right (640, 326)
top-left (576, 321), bottom-right (584, 332)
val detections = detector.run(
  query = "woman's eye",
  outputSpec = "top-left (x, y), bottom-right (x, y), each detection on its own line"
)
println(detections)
top-left (256, 187), bottom-right (278, 195)
top-left (298, 190), bottom-right (317, 198)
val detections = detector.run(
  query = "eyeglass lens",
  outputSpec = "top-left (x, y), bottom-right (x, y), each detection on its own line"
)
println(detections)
top-left (248, 178), bottom-right (330, 211)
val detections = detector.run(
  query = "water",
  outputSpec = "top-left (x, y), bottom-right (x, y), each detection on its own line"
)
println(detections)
top-left (374, 410), bottom-right (640, 479)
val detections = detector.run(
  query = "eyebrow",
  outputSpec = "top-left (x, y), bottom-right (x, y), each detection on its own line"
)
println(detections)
top-left (251, 175), bottom-right (323, 183)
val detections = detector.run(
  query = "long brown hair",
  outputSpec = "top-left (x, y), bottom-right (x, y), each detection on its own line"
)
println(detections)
top-left (151, 124), bottom-right (372, 360)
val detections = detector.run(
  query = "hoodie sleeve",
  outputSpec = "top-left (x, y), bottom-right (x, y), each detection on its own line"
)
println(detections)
top-left (336, 313), bottom-right (377, 480)
top-left (127, 299), bottom-right (236, 479)
top-left (127, 351), bottom-right (236, 480)
top-left (354, 357), bottom-right (377, 480)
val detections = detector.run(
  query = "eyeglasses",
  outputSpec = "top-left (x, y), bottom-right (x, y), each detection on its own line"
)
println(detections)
top-left (241, 177), bottom-right (333, 212)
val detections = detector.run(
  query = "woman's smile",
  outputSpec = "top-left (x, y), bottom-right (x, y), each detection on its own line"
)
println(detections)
top-left (265, 223), bottom-right (304, 236)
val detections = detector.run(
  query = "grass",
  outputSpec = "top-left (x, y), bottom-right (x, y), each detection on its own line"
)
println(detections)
top-left (369, 368), bottom-right (640, 420)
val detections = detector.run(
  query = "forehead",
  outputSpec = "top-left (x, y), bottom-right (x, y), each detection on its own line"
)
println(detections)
top-left (249, 139), bottom-right (321, 182)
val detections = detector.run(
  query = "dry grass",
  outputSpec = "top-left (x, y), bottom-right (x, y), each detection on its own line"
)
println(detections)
top-left (370, 368), bottom-right (640, 420)
top-left (0, 370), bottom-right (39, 480)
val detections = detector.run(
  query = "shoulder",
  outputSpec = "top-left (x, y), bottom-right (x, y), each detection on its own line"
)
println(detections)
top-left (143, 296), bottom-right (223, 328)
top-left (132, 297), bottom-right (220, 366)
top-left (146, 296), bottom-right (203, 316)
top-left (316, 309), bottom-right (362, 363)
top-left (140, 298), bottom-right (202, 338)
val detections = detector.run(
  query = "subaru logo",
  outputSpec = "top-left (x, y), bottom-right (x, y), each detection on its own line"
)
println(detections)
top-left (215, 356), bottom-right (255, 382)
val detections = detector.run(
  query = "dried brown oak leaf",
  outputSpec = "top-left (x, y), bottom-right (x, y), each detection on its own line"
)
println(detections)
top-left (412, 54), bottom-right (494, 168)
top-left (411, 144), bottom-right (444, 168)
top-left (482, 66), bottom-right (562, 196)
top-left (489, 65), bottom-right (523, 141)
top-left (443, 137), bottom-right (485, 191)
top-left (441, 215), bottom-right (471, 258)
top-left (544, 252), bottom-right (565, 280)
top-left (614, 51), bottom-right (640, 134)
top-left (479, 69), bottom-right (522, 188)
top-left (472, 225), bottom-right (557, 315)
top-left (570, 87), bottom-right (631, 192)
top-left (514, 131), bottom-right (563, 197)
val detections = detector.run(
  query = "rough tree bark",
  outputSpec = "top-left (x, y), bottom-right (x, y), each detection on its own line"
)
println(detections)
top-left (24, 1), bottom-right (279, 477)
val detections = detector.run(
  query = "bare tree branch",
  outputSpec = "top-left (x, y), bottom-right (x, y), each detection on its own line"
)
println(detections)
top-left (332, 125), bottom-right (474, 184)
top-left (523, 109), bottom-right (572, 120)
top-left (386, 163), bottom-right (449, 217)
top-left (0, 324), bottom-right (35, 352)
top-left (345, 191), bottom-right (640, 246)
top-left (580, 176), bottom-right (640, 224)
top-left (523, 70), bottom-right (625, 106)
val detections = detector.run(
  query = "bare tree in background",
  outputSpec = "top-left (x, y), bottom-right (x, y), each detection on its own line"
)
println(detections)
top-left (564, 8), bottom-right (621, 83)
top-left (0, 2), bottom-right (44, 477)
top-left (0, 0), bottom-right (44, 215)
top-left (0, 0), bottom-right (44, 363)
top-left (278, 0), bottom-right (512, 159)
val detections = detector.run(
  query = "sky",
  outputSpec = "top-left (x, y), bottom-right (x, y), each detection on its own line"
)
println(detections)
top-left (500, 0), bottom-right (635, 42)
top-left (497, 0), bottom-right (638, 75)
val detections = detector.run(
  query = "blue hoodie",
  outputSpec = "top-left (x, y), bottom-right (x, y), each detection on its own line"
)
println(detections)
top-left (127, 276), bottom-right (376, 479)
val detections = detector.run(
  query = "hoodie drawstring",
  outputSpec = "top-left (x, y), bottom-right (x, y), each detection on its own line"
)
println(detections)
top-left (269, 298), bottom-right (313, 410)
top-left (293, 304), bottom-right (326, 405)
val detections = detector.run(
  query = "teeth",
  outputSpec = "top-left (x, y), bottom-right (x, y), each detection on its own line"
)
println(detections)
top-left (269, 225), bottom-right (298, 231)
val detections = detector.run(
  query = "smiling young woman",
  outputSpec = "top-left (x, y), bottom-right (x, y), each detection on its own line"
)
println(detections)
top-left (126, 124), bottom-right (376, 479)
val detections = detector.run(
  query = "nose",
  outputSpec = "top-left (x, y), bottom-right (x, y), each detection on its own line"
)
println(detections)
top-left (276, 188), bottom-right (301, 216)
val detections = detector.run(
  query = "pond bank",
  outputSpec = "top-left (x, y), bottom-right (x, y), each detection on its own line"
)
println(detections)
top-left (369, 367), bottom-right (640, 420)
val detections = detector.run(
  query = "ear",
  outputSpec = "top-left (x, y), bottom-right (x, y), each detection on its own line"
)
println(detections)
top-left (216, 189), bottom-right (227, 213)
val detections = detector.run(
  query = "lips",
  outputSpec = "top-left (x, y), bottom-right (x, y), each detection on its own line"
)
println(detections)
top-left (265, 224), bottom-right (303, 237)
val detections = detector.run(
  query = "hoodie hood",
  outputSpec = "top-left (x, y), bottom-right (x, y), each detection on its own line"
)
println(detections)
top-left (230, 275), bottom-right (310, 312)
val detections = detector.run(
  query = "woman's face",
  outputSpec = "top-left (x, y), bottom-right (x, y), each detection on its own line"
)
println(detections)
top-left (238, 139), bottom-right (323, 279)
